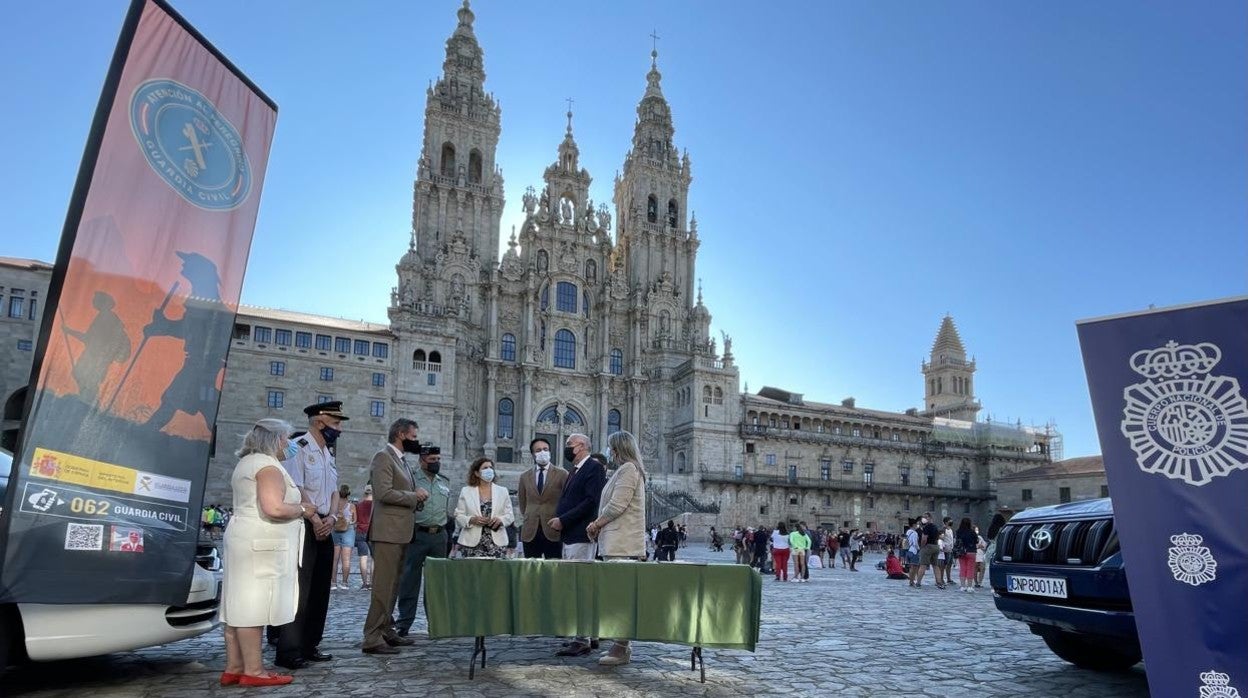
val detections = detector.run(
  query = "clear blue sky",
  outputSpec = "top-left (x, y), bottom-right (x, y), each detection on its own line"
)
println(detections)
top-left (2, 1), bottom-right (1245, 459)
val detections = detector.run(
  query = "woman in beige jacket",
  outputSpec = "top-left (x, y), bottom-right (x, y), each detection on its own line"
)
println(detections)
top-left (586, 430), bottom-right (647, 666)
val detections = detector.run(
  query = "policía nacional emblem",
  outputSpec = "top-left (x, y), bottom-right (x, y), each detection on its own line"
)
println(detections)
top-left (129, 79), bottom-right (252, 210)
top-left (1120, 341), bottom-right (1248, 486)
top-left (1199, 670), bottom-right (1241, 698)
top-left (1167, 532), bottom-right (1217, 587)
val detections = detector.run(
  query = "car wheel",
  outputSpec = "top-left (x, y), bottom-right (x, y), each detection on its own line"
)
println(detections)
top-left (1041, 631), bottom-right (1141, 671)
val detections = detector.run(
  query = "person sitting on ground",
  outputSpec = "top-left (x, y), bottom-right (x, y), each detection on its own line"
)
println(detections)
top-left (884, 550), bottom-right (908, 580)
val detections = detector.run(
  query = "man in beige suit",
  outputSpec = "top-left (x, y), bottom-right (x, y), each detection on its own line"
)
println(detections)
top-left (517, 438), bottom-right (568, 559)
top-left (361, 418), bottom-right (428, 655)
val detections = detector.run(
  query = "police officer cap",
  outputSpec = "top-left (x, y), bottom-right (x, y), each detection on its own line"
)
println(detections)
top-left (303, 400), bottom-right (350, 420)
top-left (420, 445), bottom-right (441, 456)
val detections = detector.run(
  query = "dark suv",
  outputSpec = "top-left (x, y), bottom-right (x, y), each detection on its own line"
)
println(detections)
top-left (990, 497), bottom-right (1141, 671)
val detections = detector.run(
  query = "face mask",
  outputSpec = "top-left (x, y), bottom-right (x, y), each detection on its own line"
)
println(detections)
top-left (320, 425), bottom-right (341, 446)
top-left (424, 459), bottom-right (441, 476)
top-left (534, 450), bottom-right (551, 466)
top-left (402, 438), bottom-right (422, 454)
top-left (563, 446), bottom-right (577, 463)
top-left (480, 468), bottom-right (495, 482)
top-left (283, 440), bottom-right (299, 461)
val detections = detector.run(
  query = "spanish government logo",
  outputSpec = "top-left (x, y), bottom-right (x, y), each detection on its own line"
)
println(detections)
top-left (1200, 670), bottom-right (1241, 698)
top-left (129, 79), bottom-right (251, 210)
top-left (1120, 341), bottom-right (1248, 486)
top-left (1167, 532), bottom-right (1217, 587)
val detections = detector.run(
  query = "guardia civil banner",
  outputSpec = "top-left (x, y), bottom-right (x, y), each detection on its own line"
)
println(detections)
top-left (0, 0), bottom-right (277, 604)
top-left (1077, 298), bottom-right (1248, 698)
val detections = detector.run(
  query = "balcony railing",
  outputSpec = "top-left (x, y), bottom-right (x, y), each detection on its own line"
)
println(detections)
top-left (738, 424), bottom-right (1049, 462)
top-left (699, 471), bottom-right (995, 501)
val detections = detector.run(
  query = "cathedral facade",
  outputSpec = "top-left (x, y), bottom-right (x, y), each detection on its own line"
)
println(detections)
top-left (388, 2), bottom-right (740, 479)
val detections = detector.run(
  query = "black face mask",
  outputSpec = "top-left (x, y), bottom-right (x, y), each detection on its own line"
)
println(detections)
top-left (563, 446), bottom-right (577, 463)
top-left (401, 438), bottom-right (422, 454)
top-left (423, 459), bottom-right (441, 476)
top-left (320, 426), bottom-right (341, 447)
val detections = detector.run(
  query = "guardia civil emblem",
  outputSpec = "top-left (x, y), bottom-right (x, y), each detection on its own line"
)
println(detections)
top-left (1200, 670), bottom-right (1241, 698)
top-left (129, 79), bottom-right (252, 210)
top-left (1167, 532), bottom-right (1217, 587)
top-left (1120, 341), bottom-right (1248, 486)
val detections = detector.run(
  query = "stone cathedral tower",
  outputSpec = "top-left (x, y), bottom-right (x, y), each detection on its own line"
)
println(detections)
top-left (921, 315), bottom-right (980, 421)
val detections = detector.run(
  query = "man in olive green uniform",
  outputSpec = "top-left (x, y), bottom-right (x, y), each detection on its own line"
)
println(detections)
top-left (393, 446), bottom-right (452, 636)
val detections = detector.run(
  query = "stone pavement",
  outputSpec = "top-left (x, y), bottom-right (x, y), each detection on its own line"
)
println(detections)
top-left (5, 547), bottom-right (1149, 697)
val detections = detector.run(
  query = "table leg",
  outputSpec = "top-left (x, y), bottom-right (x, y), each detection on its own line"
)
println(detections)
top-left (690, 646), bottom-right (705, 683)
top-left (469, 636), bottom-right (486, 679)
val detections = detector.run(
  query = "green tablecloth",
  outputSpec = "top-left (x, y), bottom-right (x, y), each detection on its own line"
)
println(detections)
top-left (424, 559), bottom-right (761, 651)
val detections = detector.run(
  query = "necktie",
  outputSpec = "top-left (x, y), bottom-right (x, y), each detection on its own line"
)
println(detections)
top-left (537, 467), bottom-right (545, 494)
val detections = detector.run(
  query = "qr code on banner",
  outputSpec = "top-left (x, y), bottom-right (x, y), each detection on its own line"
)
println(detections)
top-left (65, 523), bottom-right (104, 551)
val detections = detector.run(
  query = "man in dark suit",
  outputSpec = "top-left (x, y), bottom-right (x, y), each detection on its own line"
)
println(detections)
top-left (361, 418), bottom-right (426, 655)
top-left (550, 432), bottom-right (606, 656)
top-left (518, 438), bottom-right (568, 559)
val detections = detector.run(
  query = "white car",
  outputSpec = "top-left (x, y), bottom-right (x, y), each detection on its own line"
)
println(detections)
top-left (0, 448), bottom-right (221, 664)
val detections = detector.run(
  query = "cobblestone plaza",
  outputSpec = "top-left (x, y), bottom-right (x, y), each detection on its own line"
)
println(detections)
top-left (6, 548), bottom-right (1148, 697)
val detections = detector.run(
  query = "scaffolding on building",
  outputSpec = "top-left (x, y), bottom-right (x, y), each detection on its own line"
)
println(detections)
top-left (930, 417), bottom-right (1062, 461)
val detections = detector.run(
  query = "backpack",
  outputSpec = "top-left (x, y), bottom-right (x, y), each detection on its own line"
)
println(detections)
top-left (333, 501), bottom-right (351, 532)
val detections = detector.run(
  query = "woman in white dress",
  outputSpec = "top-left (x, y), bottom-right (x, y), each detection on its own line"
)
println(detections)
top-left (220, 418), bottom-right (315, 687)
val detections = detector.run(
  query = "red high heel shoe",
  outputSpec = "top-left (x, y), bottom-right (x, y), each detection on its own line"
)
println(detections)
top-left (238, 673), bottom-right (294, 687)
top-left (220, 672), bottom-right (242, 686)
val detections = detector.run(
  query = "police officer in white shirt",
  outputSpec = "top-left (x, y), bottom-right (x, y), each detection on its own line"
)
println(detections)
top-left (274, 400), bottom-right (348, 670)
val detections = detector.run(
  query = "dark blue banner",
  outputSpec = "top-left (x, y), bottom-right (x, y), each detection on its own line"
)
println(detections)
top-left (1078, 298), bottom-right (1248, 698)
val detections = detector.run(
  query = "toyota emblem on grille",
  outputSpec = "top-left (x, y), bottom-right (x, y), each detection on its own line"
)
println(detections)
top-left (1028, 529), bottom-right (1053, 551)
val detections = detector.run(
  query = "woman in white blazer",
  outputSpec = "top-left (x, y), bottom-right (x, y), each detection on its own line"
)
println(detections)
top-left (454, 457), bottom-right (515, 558)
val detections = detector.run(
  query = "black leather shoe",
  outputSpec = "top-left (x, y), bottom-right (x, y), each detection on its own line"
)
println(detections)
top-left (363, 644), bottom-right (401, 655)
top-left (274, 656), bottom-right (308, 671)
top-left (305, 650), bottom-right (333, 662)
top-left (394, 627), bottom-right (410, 637)
top-left (385, 634), bottom-right (416, 647)
top-left (590, 640), bottom-right (600, 650)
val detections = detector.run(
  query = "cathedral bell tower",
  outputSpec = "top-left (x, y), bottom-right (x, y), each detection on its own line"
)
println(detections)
top-left (921, 315), bottom-right (981, 421)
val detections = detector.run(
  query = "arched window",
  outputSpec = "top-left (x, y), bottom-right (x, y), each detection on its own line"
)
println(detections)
top-left (497, 398), bottom-right (514, 439)
top-left (676, 452), bottom-right (687, 472)
top-left (500, 333), bottom-right (516, 362)
top-left (585, 259), bottom-right (597, 282)
top-left (440, 142), bottom-right (456, 177)
top-left (703, 386), bottom-right (713, 404)
top-left (540, 285), bottom-right (550, 311)
top-left (429, 351), bottom-right (442, 364)
top-left (540, 405), bottom-right (585, 426)
top-left (413, 349), bottom-right (427, 366)
top-left (647, 195), bottom-right (658, 223)
top-left (536, 249), bottom-right (548, 273)
top-left (554, 329), bottom-right (576, 369)
top-left (608, 409), bottom-right (622, 434)
top-left (556, 281), bottom-right (577, 313)
top-left (540, 321), bottom-right (546, 350)
top-left (714, 387), bottom-right (724, 405)
top-left (937, 377), bottom-right (942, 394)
top-left (468, 149), bottom-right (483, 184)
top-left (582, 290), bottom-right (591, 317)
top-left (609, 348), bottom-right (623, 375)
top-left (667, 199), bottom-right (678, 228)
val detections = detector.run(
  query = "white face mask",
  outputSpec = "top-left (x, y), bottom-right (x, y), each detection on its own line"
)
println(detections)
top-left (534, 450), bottom-right (551, 466)
top-left (480, 468), bottom-right (495, 482)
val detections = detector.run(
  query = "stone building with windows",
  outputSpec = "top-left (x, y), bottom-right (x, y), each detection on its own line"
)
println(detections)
top-left (1, 257), bottom-right (52, 452)
top-left (1, 2), bottom-right (1062, 532)
top-left (994, 455), bottom-right (1108, 513)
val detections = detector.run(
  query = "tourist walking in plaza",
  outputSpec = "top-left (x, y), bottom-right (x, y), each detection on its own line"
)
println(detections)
top-left (770, 522), bottom-right (791, 581)
top-left (360, 418), bottom-right (423, 655)
top-left (454, 458), bottom-right (514, 559)
top-left (517, 438), bottom-right (567, 559)
top-left (905, 520), bottom-right (921, 575)
top-left (220, 418), bottom-right (311, 687)
top-left (330, 484), bottom-right (357, 590)
top-left (956, 518), bottom-right (979, 592)
top-left (586, 430), bottom-right (648, 666)
top-left (913, 514), bottom-right (941, 588)
top-left (974, 525), bottom-right (989, 588)
top-left (848, 528), bottom-right (863, 571)
top-left (354, 485), bottom-right (374, 590)
top-left (752, 525), bottom-right (770, 570)
top-left (656, 520), bottom-right (680, 561)
top-left (837, 529), bottom-right (852, 568)
top-left (788, 522), bottom-right (811, 582)
top-left (940, 517), bottom-right (957, 587)
top-left (394, 445), bottom-right (452, 637)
